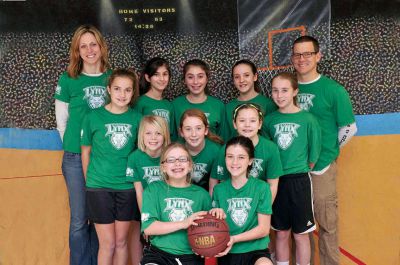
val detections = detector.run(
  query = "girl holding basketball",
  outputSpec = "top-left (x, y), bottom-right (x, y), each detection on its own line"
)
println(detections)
top-left (179, 109), bottom-right (223, 191)
top-left (222, 59), bottom-right (276, 140)
top-left (210, 136), bottom-right (273, 265)
top-left (172, 59), bottom-right (225, 138)
top-left (262, 72), bottom-right (321, 265)
top-left (210, 103), bottom-right (283, 200)
top-left (140, 143), bottom-right (212, 265)
top-left (81, 69), bottom-right (142, 265)
top-left (54, 24), bottom-right (111, 264)
top-left (135, 57), bottom-right (176, 139)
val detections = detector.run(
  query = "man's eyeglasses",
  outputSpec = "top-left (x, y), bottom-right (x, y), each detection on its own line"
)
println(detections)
top-left (162, 156), bottom-right (190, 164)
top-left (291, 52), bottom-right (317, 60)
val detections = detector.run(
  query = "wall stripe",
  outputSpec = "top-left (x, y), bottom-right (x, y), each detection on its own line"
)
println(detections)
top-left (1, 113), bottom-right (399, 150)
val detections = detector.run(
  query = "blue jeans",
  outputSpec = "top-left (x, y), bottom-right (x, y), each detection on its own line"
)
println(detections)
top-left (62, 152), bottom-right (98, 265)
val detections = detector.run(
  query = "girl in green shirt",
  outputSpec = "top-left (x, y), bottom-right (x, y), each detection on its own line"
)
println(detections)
top-left (264, 72), bottom-right (321, 265)
top-left (223, 59), bottom-right (276, 140)
top-left (211, 136), bottom-right (273, 265)
top-left (179, 109), bottom-right (223, 192)
top-left (126, 115), bottom-right (171, 264)
top-left (135, 57), bottom-right (176, 139)
top-left (141, 143), bottom-right (212, 264)
top-left (172, 59), bottom-right (225, 137)
top-left (81, 69), bottom-right (141, 265)
top-left (210, 103), bottom-right (283, 201)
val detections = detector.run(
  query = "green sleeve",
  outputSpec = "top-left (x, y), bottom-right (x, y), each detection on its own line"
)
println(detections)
top-left (211, 186), bottom-right (220, 208)
top-left (264, 98), bottom-right (278, 115)
top-left (266, 143), bottom-right (283, 179)
top-left (54, 72), bottom-right (71, 103)
top-left (217, 103), bottom-right (226, 137)
top-left (308, 115), bottom-right (322, 164)
top-left (332, 84), bottom-right (356, 127)
top-left (80, 113), bottom-right (92, 146)
top-left (141, 186), bottom-right (159, 232)
top-left (211, 147), bottom-right (229, 180)
top-left (125, 153), bottom-right (136, 183)
top-left (261, 116), bottom-right (273, 140)
top-left (257, 182), bottom-right (272, 215)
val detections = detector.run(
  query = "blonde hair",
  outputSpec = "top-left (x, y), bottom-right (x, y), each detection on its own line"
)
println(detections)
top-left (67, 24), bottom-right (109, 78)
top-left (137, 115), bottom-right (171, 152)
top-left (160, 143), bottom-right (193, 184)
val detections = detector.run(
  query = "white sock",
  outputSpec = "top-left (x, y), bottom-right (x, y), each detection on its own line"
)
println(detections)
top-left (276, 261), bottom-right (289, 265)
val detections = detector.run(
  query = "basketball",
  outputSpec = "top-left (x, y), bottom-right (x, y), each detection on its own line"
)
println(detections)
top-left (187, 213), bottom-right (230, 257)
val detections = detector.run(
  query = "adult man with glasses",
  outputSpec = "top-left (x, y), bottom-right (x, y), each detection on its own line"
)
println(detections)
top-left (289, 36), bottom-right (357, 265)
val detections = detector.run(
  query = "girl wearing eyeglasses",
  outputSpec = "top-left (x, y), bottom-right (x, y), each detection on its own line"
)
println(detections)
top-left (222, 59), bottom-right (277, 140)
top-left (179, 109), bottom-right (223, 192)
top-left (210, 103), bottom-right (283, 202)
top-left (140, 143), bottom-right (212, 265)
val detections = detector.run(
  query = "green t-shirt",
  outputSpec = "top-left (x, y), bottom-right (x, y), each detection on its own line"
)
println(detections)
top-left (141, 181), bottom-right (212, 255)
top-left (190, 139), bottom-right (221, 190)
top-left (54, 71), bottom-right (111, 153)
top-left (297, 75), bottom-right (355, 170)
top-left (212, 177), bottom-right (272, 253)
top-left (133, 94), bottom-right (176, 139)
top-left (81, 107), bottom-right (142, 189)
top-left (211, 136), bottom-right (283, 181)
top-left (126, 149), bottom-right (162, 189)
top-left (223, 94), bottom-right (277, 141)
top-left (262, 110), bottom-right (321, 175)
top-left (172, 95), bottom-right (225, 137)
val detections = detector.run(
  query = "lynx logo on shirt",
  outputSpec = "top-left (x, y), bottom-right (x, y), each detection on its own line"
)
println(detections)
top-left (164, 198), bottom-right (194, 222)
top-left (83, 86), bottom-right (107, 109)
top-left (193, 163), bottom-right (208, 183)
top-left (297, 93), bottom-right (315, 111)
top-left (249, 158), bottom-right (263, 178)
top-left (126, 167), bottom-right (134, 177)
top-left (152, 109), bottom-right (170, 123)
top-left (227, 198), bottom-right (252, 227)
top-left (274, 123), bottom-right (300, 150)
top-left (55, 85), bottom-right (62, 95)
top-left (204, 113), bottom-right (211, 124)
top-left (141, 213), bottom-right (150, 222)
top-left (217, 165), bottom-right (224, 176)
top-left (143, 166), bottom-right (162, 184)
top-left (105, 123), bottom-right (132, 150)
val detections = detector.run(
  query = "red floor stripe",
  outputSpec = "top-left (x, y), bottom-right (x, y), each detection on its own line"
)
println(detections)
top-left (313, 231), bottom-right (366, 265)
top-left (0, 173), bottom-right (62, 180)
top-left (339, 247), bottom-right (367, 265)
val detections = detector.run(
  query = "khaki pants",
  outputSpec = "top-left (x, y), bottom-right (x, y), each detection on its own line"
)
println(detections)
top-left (311, 161), bottom-right (339, 265)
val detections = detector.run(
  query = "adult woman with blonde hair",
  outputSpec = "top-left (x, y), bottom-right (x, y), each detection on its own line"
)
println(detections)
top-left (54, 24), bottom-right (111, 265)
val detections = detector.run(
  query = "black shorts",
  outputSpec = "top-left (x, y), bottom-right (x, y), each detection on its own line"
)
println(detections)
top-left (218, 248), bottom-right (271, 265)
top-left (140, 245), bottom-right (204, 265)
top-left (87, 188), bottom-right (140, 224)
top-left (271, 173), bottom-right (316, 234)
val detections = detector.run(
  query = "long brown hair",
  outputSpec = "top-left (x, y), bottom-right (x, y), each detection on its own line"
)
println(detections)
top-left (180, 109), bottom-right (224, 145)
top-left (67, 24), bottom-right (109, 78)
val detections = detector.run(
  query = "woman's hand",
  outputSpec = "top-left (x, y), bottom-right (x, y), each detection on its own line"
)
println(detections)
top-left (209, 208), bottom-right (226, 219)
top-left (215, 236), bottom-right (235, 257)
